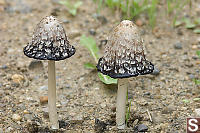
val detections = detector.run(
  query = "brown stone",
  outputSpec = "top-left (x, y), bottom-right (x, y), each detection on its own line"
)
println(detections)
top-left (39, 96), bottom-right (48, 104)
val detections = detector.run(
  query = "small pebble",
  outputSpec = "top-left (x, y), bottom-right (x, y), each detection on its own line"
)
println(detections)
top-left (24, 114), bottom-right (33, 120)
top-left (151, 66), bottom-right (160, 76)
top-left (11, 74), bottom-right (24, 84)
top-left (69, 30), bottom-right (81, 39)
top-left (152, 114), bottom-right (165, 123)
top-left (160, 77), bottom-right (165, 81)
top-left (59, 120), bottom-right (70, 128)
top-left (111, 106), bottom-right (116, 112)
top-left (143, 92), bottom-right (151, 96)
top-left (133, 119), bottom-right (139, 127)
top-left (174, 42), bottom-right (183, 49)
top-left (94, 87), bottom-right (99, 90)
top-left (0, 0), bottom-right (6, 6)
top-left (192, 56), bottom-right (198, 60)
top-left (137, 124), bottom-right (148, 132)
top-left (100, 103), bottom-right (106, 108)
top-left (188, 74), bottom-right (195, 79)
top-left (71, 114), bottom-right (83, 123)
top-left (12, 114), bottom-right (22, 121)
top-left (60, 100), bottom-right (69, 105)
top-left (195, 108), bottom-right (200, 116)
top-left (62, 19), bottom-right (70, 23)
top-left (137, 99), bottom-right (148, 106)
top-left (192, 45), bottom-right (198, 50)
top-left (140, 29), bottom-right (146, 35)
top-left (56, 103), bottom-right (62, 108)
top-left (135, 19), bottom-right (143, 27)
top-left (0, 65), bottom-right (8, 69)
top-left (162, 105), bottom-right (176, 114)
top-left (128, 93), bottom-right (133, 99)
top-left (39, 96), bottom-right (48, 104)
top-left (89, 29), bottom-right (96, 35)
top-left (42, 107), bottom-right (49, 118)
top-left (94, 118), bottom-right (107, 133)
top-left (23, 110), bottom-right (29, 114)
top-left (177, 28), bottom-right (183, 35)
top-left (38, 86), bottom-right (48, 91)
top-left (23, 80), bottom-right (29, 87)
top-left (6, 127), bottom-right (14, 132)
top-left (93, 13), bottom-right (107, 24)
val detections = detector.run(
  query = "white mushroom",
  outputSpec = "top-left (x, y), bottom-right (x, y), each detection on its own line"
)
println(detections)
top-left (23, 16), bottom-right (76, 129)
top-left (97, 20), bottom-right (154, 129)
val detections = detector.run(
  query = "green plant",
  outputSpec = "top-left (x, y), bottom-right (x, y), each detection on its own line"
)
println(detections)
top-left (193, 18), bottom-right (200, 34)
top-left (128, 0), bottom-right (150, 19)
top-left (59, 0), bottom-right (82, 16)
top-left (167, 0), bottom-right (194, 28)
top-left (147, 0), bottom-right (158, 27)
top-left (183, 98), bottom-right (200, 103)
top-left (93, 0), bottom-right (198, 31)
top-left (80, 35), bottom-right (117, 84)
top-left (93, 0), bottom-right (157, 27)
top-left (166, 0), bottom-right (200, 34)
top-left (193, 29), bottom-right (200, 34)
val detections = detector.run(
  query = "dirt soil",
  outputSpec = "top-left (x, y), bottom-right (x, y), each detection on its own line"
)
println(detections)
top-left (0, 0), bottom-right (200, 132)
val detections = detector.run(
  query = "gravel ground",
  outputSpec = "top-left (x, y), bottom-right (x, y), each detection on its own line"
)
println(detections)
top-left (0, 0), bottom-right (200, 132)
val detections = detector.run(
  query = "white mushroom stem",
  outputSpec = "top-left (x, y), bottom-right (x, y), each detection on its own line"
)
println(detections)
top-left (116, 78), bottom-right (128, 129)
top-left (48, 60), bottom-right (59, 129)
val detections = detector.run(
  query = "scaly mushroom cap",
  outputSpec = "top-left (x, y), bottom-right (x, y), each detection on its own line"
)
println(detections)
top-left (97, 20), bottom-right (154, 78)
top-left (23, 16), bottom-right (75, 61)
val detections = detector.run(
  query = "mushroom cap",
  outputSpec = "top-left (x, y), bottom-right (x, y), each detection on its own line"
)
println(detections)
top-left (97, 20), bottom-right (154, 79)
top-left (23, 16), bottom-right (75, 61)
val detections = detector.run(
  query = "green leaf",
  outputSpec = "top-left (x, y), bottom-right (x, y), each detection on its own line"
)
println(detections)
top-left (59, 0), bottom-right (82, 16)
top-left (182, 99), bottom-right (190, 103)
top-left (98, 73), bottom-right (117, 84)
top-left (186, 23), bottom-right (196, 29)
top-left (174, 20), bottom-right (182, 27)
top-left (184, 18), bottom-right (196, 29)
top-left (84, 63), bottom-right (96, 69)
top-left (193, 98), bottom-right (200, 101)
top-left (196, 51), bottom-right (200, 58)
top-left (70, 9), bottom-right (76, 16)
top-left (80, 35), bottom-right (117, 85)
top-left (194, 18), bottom-right (200, 25)
top-left (194, 79), bottom-right (200, 85)
top-left (80, 35), bottom-right (99, 62)
top-left (74, 1), bottom-right (82, 8)
top-left (193, 29), bottom-right (200, 34)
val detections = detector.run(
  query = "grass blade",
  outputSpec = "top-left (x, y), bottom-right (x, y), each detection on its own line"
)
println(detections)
top-left (84, 63), bottom-right (96, 69)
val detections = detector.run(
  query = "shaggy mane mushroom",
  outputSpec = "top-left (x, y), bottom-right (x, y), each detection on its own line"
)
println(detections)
top-left (97, 20), bottom-right (154, 129)
top-left (23, 16), bottom-right (75, 129)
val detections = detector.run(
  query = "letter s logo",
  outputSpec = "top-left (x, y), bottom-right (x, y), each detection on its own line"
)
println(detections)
top-left (188, 119), bottom-right (198, 132)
